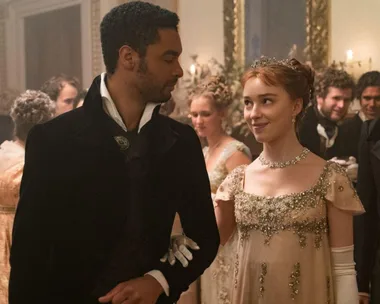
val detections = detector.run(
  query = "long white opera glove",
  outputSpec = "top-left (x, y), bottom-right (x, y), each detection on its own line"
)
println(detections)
top-left (160, 234), bottom-right (200, 267)
top-left (331, 245), bottom-right (359, 304)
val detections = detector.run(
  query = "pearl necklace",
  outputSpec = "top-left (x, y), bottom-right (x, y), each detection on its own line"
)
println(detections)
top-left (259, 147), bottom-right (310, 169)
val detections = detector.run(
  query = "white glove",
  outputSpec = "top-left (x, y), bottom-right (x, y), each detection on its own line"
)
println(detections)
top-left (160, 234), bottom-right (200, 268)
top-left (330, 157), bottom-right (358, 182)
top-left (346, 163), bottom-right (358, 182)
top-left (330, 157), bottom-right (348, 166)
top-left (331, 245), bottom-right (359, 304)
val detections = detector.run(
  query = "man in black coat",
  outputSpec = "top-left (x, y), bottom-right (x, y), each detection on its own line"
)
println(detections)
top-left (299, 68), bottom-right (355, 160)
top-left (9, 2), bottom-right (219, 304)
top-left (355, 118), bottom-right (380, 304)
top-left (340, 71), bottom-right (380, 160)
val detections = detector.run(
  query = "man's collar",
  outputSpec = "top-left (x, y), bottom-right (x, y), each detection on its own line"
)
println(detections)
top-left (100, 72), bottom-right (157, 133)
top-left (359, 111), bottom-right (369, 122)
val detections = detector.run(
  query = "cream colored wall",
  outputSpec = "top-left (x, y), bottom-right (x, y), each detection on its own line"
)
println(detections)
top-left (330, 0), bottom-right (380, 72)
top-left (178, 0), bottom-right (224, 76)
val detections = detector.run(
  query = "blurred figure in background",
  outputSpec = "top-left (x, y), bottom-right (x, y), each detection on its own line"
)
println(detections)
top-left (0, 89), bottom-right (19, 145)
top-left (73, 89), bottom-right (88, 108)
top-left (299, 67), bottom-right (355, 159)
top-left (40, 74), bottom-right (80, 116)
top-left (175, 75), bottom-right (251, 304)
top-left (0, 90), bottom-right (54, 304)
top-left (340, 71), bottom-right (380, 160)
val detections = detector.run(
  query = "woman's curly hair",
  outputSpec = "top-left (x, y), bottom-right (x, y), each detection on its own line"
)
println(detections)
top-left (10, 90), bottom-right (55, 142)
top-left (188, 75), bottom-right (233, 111)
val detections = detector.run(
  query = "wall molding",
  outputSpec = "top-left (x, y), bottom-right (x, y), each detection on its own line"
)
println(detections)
top-left (5, 0), bottom-right (93, 90)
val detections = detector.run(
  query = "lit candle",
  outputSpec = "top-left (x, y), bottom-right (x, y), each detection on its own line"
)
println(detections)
top-left (346, 49), bottom-right (353, 62)
top-left (190, 64), bottom-right (196, 75)
top-left (190, 64), bottom-right (196, 83)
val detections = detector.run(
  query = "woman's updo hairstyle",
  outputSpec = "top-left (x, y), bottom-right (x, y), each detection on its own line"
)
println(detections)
top-left (188, 75), bottom-right (233, 111)
top-left (10, 90), bottom-right (55, 142)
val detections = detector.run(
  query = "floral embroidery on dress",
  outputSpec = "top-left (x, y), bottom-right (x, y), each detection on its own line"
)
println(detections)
top-left (232, 162), bottom-right (360, 247)
top-left (259, 263), bottom-right (268, 297)
top-left (289, 263), bottom-right (301, 300)
top-left (221, 161), bottom-right (363, 299)
top-left (326, 276), bottom-right (331, 304)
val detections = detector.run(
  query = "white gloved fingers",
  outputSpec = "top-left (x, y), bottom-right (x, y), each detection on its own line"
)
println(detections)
top-left (346, 164), bottom-right (358, 182)
top-left (330, 157), bottom-right (347, 166)
top-left (168, 249), bottom-right (176, 266)
top-left (160, 253), bottom-right (168, 263)
top-left (346, 163), bottom-right (358, 170)
top-left (179, 245), bottom-right (193, 261)
top-left (183, 237), bottom-right (200, 250)
top-left (173, 243), bottom-right (188, 267)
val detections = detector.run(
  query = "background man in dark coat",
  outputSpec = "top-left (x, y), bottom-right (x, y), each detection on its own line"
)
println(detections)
top-left (299, 67), bottom-right (355, 160)
top-left (340, 71), bottom-right (380, 160)
top-left (355, 117), bottom-right (380, 304)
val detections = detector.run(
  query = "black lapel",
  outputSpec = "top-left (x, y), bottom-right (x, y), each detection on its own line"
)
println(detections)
top-left (368, 119), bottom-right (380, 161)
top-left (78, 76), bottom-right (178, 157)
top-left (73, 76), bottom-right (125, 155)
top-left (137, 107), bottom-right (179, 158)
top-left (368, 119), bottom-right (380, 140)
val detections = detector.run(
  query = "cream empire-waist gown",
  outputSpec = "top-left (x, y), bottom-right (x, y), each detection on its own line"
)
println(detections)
top-left (213, 162), bottom-right (364, 304)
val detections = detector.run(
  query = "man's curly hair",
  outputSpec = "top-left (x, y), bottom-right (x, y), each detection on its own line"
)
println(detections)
top-left (315, 68), bottom-right (355, 100)
top-left (100, 1), bottom-right (179, 74)
top-left (356, 71), bottom-right (380, 99)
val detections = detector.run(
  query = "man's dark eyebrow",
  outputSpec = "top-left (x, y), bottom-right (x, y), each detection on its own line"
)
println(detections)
top-left (363, 94), bottom-right (380, 98)
top-left (162, 50), bottom-right (180, 57)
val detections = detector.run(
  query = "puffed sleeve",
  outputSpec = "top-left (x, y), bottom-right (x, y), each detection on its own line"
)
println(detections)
top-left (324, 162), bottom-right (365, 215)
top-left (214, 165), bottom-right (246, 207)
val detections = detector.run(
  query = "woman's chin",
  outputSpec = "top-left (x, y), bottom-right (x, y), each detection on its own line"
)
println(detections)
top-left (252, 132), bottom-right (269, 144)
top-left (196, 131), bottom-right (208, 138)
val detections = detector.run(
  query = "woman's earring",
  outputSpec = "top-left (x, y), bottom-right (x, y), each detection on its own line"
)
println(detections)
top-left (292, 117), bottom-right (296, 124)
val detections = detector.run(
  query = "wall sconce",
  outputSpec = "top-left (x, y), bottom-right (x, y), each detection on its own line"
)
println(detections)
top-left (346, 49), bottom-right (353, 62)
top-left (331, 49), bottom-right (373, 80)
top-left (190, 64), bottom-right (196, 75)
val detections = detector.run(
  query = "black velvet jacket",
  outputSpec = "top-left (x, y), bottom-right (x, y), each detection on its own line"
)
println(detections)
top-left (9, 76), bottom-right (220, 304)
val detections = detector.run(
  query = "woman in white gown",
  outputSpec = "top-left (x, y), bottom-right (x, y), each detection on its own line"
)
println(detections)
top-left (175, 76), bottom-right (251, 304)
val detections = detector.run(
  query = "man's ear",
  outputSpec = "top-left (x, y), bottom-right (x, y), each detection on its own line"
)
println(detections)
top-left (118, 45), bottom-right (138, 71)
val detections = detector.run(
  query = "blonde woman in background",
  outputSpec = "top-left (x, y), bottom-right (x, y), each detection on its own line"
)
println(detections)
top-left (0, 90), bottom-right (55, 304)
top-left (174, 75), bottom-right (251, 304)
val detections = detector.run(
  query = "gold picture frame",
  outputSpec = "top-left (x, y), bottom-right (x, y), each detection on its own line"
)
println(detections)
top-left (224, 0), bottom-right (330, 71)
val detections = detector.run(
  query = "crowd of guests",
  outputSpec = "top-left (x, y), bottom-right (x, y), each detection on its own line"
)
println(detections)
top-left (0, 66), bottom-right (380, 304)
